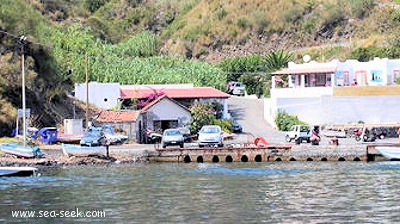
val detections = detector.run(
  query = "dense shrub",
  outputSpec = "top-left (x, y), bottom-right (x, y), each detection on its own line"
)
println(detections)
top-left (189, 103), bottom-right (233, 134)
top-left (189, 103), bottom-right (215, 134)
top-left (213, 119), bottom-right (233, 133)
top-left (275, 109), bottom-right (308, 131)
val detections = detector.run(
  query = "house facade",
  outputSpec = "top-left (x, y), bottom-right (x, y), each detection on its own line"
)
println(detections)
top-left (119, 84), bottom-right (231, 119)
top-left (272, 58), bottom-right (400, 90)
top-left (95, 110), bottom-right (139, 140)
top-left (94, 96), bottom-right (191, 143)
top-left (136, 96), bottom-right (191, 143)
top-left (266, 58), bottom-right (400, 127)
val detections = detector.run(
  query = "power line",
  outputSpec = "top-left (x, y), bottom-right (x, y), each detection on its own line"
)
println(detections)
top-left (0, 30), bottom-right (49, 48)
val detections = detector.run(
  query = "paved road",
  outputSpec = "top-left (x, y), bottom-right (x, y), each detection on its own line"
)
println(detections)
top-left (228, 96), bottom-right (286, 144)
top-left (227, 96), bottom-right (399, 146)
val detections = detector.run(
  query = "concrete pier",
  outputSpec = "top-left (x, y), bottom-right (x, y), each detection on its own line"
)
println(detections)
top-left (146, 143), bottom-right (400, 163)
top-left (146, 143), bottom-right (392, 163)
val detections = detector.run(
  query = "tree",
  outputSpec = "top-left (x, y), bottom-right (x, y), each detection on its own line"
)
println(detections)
top-left (264, 50), bottom-right (293, 71)
top-left (189, 103), bottom-right (215, 133)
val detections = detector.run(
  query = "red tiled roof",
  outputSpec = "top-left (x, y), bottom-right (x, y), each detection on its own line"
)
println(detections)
top-left (120, 87), bottom-right (230, 99)
top-left (96, 110), bottom-right (139, 123)
top-left (272, 67), bottom-right (337, 75)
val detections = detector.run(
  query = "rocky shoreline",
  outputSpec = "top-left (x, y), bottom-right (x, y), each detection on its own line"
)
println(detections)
top-left (0, 145), bottom-right (151, 168)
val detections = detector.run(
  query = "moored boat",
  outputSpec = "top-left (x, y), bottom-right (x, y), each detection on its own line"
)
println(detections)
top-left (62, 144), bottom-right (105, 157)
top-left (376, 146), bottom-right (400, 160)
top-left (0, 167), bottom-right (38, 177)
top-left (0, 143), bottom-right (43, 158)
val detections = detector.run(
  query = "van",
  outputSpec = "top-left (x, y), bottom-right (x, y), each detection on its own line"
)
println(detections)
top-left (285, 125), bottom-right (311, 143)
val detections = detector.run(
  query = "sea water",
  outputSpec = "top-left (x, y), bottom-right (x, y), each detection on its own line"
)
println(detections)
top-left (1, 161), bottom-right (400, 223)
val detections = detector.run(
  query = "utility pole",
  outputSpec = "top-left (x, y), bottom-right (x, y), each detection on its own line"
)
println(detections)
top-left (20, 36), bottom-right (27, 146)
top-left (85, 54), bottom-right (89, 129)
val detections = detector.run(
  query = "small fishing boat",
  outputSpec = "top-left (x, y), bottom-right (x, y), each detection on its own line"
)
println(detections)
top-left (0, 143), bottom-right (43, 158)
top-left (62, 144), bottom-right (105, 157)
top-left (376, 146), bottom-right (400, 160)
top-left (0, 167), bottom-right (38, 177)
top-left (57, 133), bottom-right (83, 144)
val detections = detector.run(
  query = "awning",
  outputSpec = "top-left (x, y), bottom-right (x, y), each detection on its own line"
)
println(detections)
top-left (272, 67), bottom-right (337, 75)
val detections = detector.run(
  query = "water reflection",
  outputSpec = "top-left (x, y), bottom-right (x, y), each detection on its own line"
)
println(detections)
top-left (1, 162), bottom-right (400, 223)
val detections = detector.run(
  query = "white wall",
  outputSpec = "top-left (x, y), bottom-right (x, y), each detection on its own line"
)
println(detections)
top-left (265, 95), bottom-right (400, 126)
top-left (75, 82), bottom-right (120, 109)
top-left (147, 98), bottom-right (191, 125)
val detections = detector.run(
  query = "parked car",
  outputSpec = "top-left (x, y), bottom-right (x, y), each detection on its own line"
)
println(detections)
top-left (161, 129), bottom-right (184, 148)
top-left (80, 131), bottom-right (106, 146)
top-left (178, 127), bottom-right (192, 142)
top-left (198, 125), bottom-right (224, 147)
top-left (285, 125), bottom-right (311, 143)
top-left (228, 81), bottom-right (246, 96)
top-left (232, 121), bottom-right (243, 133)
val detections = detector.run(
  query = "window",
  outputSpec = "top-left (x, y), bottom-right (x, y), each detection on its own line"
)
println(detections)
top-left (316, 74), bottom-right (326, 86)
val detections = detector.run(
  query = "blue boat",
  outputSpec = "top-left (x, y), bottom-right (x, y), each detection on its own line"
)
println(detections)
top-left (0, 167), bottom-right (38, 177)
top-left (62, 144), bottom-right (105, 157)
top-left (0, 143), bottom-right (43, 158)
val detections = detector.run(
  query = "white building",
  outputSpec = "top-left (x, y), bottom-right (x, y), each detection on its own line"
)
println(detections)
top-left (265, 58), bottom-right (400, 127)
top-left (74, 82), bottom-right (121, 109)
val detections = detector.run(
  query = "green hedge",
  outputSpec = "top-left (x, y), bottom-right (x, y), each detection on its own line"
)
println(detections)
top-left (275, 109), bottom-right (308, 131)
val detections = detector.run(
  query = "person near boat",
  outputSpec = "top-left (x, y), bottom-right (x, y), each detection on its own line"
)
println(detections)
top-left (310, 126), bottom-right (320, 145)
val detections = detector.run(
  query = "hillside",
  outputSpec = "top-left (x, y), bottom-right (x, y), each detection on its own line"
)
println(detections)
top-left (0, 0), bottom-right (400, 136)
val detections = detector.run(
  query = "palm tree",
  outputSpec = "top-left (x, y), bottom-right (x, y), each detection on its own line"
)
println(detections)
top-left (259, 50), bottom-right (293, 96)
top-left (264, 50), bottom-right (293, 72)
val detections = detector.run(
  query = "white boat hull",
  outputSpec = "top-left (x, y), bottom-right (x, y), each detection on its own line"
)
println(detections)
top-left (62, 144), bottom-right (105, 157)
top-left (376, 146), bottom-right (400, 160)
top-left (0, 167), bottom-right (38, 177)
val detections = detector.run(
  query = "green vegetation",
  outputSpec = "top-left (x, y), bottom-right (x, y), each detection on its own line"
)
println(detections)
top-left (189, 103), bottom-right (233, 133)
top-left (218, 50), bottom-right (292, 96)
top-left (213, 119), bottom-right (233, 133)
top-left (275, 109), bottom-right (308, 131)
top-left (189, 103), bottom-right (216, 134)
top-left (49, 24), bottom-right (226, 89)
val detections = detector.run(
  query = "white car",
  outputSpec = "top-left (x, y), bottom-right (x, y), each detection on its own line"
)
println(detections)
top-left (229, 82), bottom-right (246, 96)
top-left (198, 125), bottom-right (224, 147)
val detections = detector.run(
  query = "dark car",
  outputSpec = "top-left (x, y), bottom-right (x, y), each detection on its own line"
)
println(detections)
top-left (80, 131), bottom-right (106, 146)
top-left (178, 127), bottom-right (192, 142)
top-left (232, 122), bottom-right (243, 133)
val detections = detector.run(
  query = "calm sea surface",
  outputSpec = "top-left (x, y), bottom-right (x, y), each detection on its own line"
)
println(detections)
top-left (1, 161), bottom-right (400, 223)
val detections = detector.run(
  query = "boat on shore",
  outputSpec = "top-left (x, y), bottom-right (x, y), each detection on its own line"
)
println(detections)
top-left (62, 144), bottom-right (105, 157)
top-left (57, 133), bottom-right (83, 144)
top-left (0, 143), bottom-right (43, 158)
top-left (0, 167), bottom-right (38, 177)
top-left (376, 146), bottom-right (400, 160)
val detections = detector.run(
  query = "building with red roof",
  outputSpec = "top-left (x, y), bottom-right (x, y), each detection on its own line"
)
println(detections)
top-left (75, 83), bottom-right (231, 142)
top-left (119, 84), bottom-right (230, 119)
top-left (93, 95), bottom-right (191, 142)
